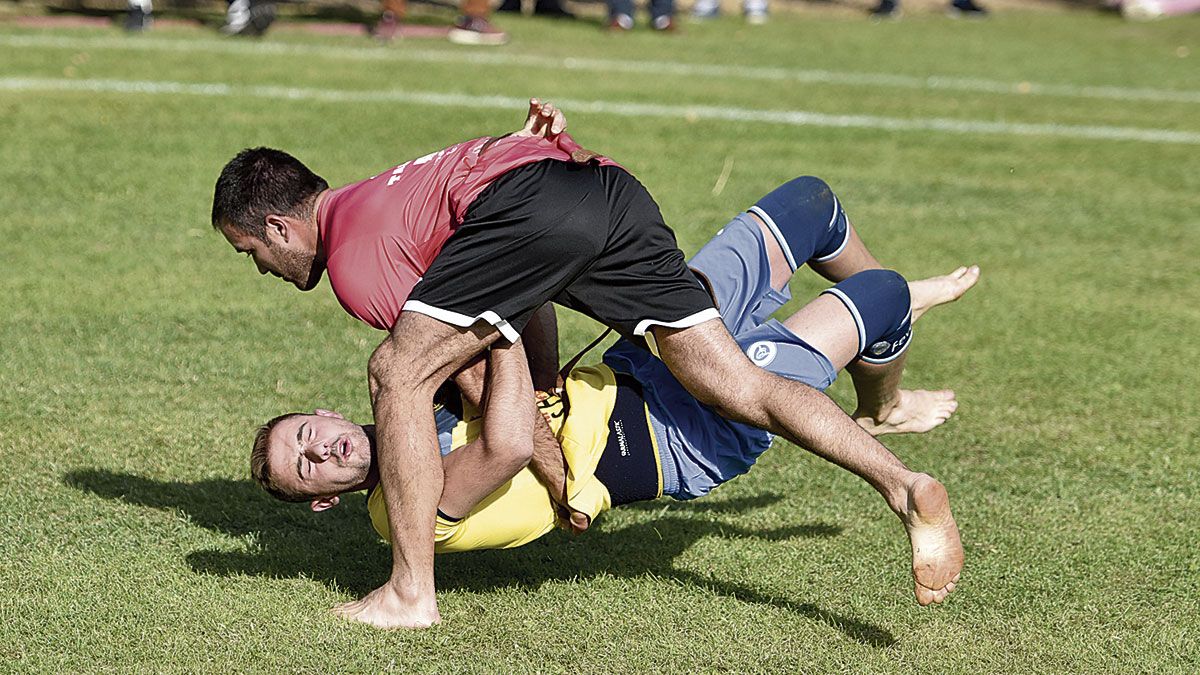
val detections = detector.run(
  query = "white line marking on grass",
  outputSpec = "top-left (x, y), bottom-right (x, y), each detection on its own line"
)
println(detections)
top-left (3, 76), bottom-right (1199, 145)
top-left (2, 32), bottom-right (1199, 106)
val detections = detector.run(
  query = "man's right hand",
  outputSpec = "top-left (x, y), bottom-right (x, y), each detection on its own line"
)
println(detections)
top-left (332, 583), bottom-right (441, 630)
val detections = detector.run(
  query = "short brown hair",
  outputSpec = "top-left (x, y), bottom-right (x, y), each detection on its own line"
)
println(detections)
top-left (211, 147), bottom-right (328, 240)
top-left (250, 413), bottom-right (310, 503)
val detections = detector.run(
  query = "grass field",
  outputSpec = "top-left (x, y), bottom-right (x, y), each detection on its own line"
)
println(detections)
top-left (2, 7), bottom-right (1199, 672)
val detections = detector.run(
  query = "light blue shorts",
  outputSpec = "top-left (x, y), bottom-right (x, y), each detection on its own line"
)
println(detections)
top-left (603, 214), bottom-right (837, 500)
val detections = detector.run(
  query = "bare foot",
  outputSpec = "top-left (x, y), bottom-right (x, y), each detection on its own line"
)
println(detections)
top-left (902, 474), bottom-right (963, 606)
top-left (856, 388), bottom-right (958, 436)
top-left (909, 265), bottom-right (980, 323)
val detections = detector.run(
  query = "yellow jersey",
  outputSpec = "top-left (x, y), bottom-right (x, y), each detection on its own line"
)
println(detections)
top-left (367, 363), bottom-right (664, 553)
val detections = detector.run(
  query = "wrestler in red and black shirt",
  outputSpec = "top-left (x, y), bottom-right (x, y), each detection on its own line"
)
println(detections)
top-left (318, 132), bottom-right (715, 346)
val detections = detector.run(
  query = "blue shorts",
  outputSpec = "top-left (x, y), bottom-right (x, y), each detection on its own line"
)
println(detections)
top-left (603, 214), bottom-right (837, 500)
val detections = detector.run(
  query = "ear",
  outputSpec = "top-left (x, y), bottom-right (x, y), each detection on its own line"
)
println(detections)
top-left (313, 409), bottom-right (346, 420)
top-left (310, 495), bottom-right (341, 512)
top-left (264, 214), bottom-right (291, 244)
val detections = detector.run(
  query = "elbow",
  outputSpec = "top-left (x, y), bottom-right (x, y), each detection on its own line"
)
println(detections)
top-left (487, 438), bottom-right (533, 474)
top-left (502, 441), bottom-right (535, 473)
top-left (511, 441), bottom-right (534, 469)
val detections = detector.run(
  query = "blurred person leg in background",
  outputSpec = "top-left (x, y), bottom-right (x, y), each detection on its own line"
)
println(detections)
top-left (870, 0), bottom-right (987, 18)
top-left (448, 0), bottom-right (510, 44)
top-left (369, 0), bottom-right (509, 45)
top-left (371, 0), bottom-right (405, 41)
top-left (691, 0), bottom-right (769, 24)
top-left (498, 0), bottom-right (576, 19)
top-left (221, 0), bottom-right (277, 35)
top-left (607, 0), bottom-right (676, 31)
top-left (124, 0), bottom-right (152, 31)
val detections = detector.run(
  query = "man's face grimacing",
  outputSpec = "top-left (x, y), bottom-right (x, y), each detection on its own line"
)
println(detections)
top-left (220, 215), bottom-right (324, 291)
top-left (267, 413), bottom-right (373, 507)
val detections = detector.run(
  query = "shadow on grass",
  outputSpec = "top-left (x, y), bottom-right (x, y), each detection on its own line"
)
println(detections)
top-left (65, 469), bottom-right (896, 648)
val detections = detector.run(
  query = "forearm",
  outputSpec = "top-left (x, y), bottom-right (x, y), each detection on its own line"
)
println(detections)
top-left (480, 342), bottom-right (535, 464)
top-left (439, 342), bottom-right (537, 517)
top-left (527, 394), bottom-right (588, 531)
top-left (527, 412), bottom-right (569, 504)
top-left (521, 303), bottom-right (560, 392)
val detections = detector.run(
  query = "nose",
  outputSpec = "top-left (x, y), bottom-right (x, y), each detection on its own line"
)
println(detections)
top-left (304, 442), bottom-right (330, 463)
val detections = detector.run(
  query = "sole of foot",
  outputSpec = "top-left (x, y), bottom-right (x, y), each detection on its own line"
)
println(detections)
top-left (904, 474), bottom-right (963, 606)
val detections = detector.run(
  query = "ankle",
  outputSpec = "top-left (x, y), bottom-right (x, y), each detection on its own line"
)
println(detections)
top-left (875, 472), bottom-right (920, 517)
top-left (853, 396), bottom-right (900, 424)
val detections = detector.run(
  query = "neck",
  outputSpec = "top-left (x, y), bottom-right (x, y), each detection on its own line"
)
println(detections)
top-left (311, 188), bottom-right (331, 264)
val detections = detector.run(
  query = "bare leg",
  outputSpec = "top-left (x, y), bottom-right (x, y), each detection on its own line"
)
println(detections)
top-left (849, 265), bottom-right (979, 436)
top-left (743, 212), bottom-right (880, 291)
top-left (746, 207), bottom-right (978, 436)
top-left (809, 224), bottom-right (883, 282)
top-left (334, 313), bottom-right (499, 629)
top-left (654, 319), bottom-right (962, 605)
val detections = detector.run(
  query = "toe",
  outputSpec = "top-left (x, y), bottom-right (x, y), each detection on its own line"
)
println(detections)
top-left (915, 585), bottom-right (935, 606)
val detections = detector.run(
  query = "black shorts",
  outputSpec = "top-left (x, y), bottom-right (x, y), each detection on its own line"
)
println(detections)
top-left (405, 159), bottom-right (718, 349)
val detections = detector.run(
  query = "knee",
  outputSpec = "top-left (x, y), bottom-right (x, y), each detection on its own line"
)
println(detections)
top-left (682, 363), bottom-right (763, 420)
top-left (368, 339), bottom-right (431, 401)
top-left (822, 269), bottom-right (912, 363)
top-left (846, 268), bottom-right (909, 304)
top-left (751, 176), bottom-right (846, 266)
top-left (787, 175), bottom-right (833, 201)
top-left (367, 341), bottom-right (396, 401)
top-left (769, 177), bottom-right (835, 218)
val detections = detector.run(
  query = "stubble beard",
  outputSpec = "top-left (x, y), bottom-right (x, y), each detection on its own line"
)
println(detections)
top-left (275, 245), bottom-right (323, 291)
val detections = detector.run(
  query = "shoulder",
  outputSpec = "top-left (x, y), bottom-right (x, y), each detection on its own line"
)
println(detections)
top-left (326, 240), bottom-right (420, 331)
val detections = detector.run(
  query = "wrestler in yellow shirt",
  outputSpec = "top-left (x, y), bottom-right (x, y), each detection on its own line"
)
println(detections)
top-left (368, 363), bottom-right (662, 552)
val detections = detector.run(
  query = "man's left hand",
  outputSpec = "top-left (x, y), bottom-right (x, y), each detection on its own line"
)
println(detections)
top-left (514, 98), bottom-right (567, 140)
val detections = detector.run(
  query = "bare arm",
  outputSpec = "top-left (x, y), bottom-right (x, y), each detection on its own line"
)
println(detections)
top-left (521, 303), bottom-right (560, 393)
top-left (450, 304), bottom-right (556, 401)
top-left (439, 341), bottom-right (536, 518)
top-left (447, 310), bottom-right (582, 529)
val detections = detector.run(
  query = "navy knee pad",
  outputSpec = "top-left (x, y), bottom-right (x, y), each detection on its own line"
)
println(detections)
top-left (821, 269), bottom-right (912, 364)
top-left (748, 176), bottom-right (850, 271)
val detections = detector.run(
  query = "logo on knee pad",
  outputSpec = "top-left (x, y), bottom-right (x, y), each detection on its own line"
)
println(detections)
top-left (746, 341), bottom-right (777, 366)
top-left (864, 329), bottom-right (911, 363)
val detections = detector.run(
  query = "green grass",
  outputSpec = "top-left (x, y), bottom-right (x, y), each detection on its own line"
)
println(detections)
top-left (2, 8), bottom-right (1199, 672)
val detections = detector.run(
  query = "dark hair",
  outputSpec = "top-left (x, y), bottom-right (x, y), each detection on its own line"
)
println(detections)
top-left (250, 412), bottom-right (311, 503)
top-left (211, 147), bottom-right (329, 240)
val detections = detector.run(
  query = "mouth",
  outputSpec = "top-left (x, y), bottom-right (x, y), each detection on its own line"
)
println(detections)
top-left (338, 436), bottom-right (352, 462)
